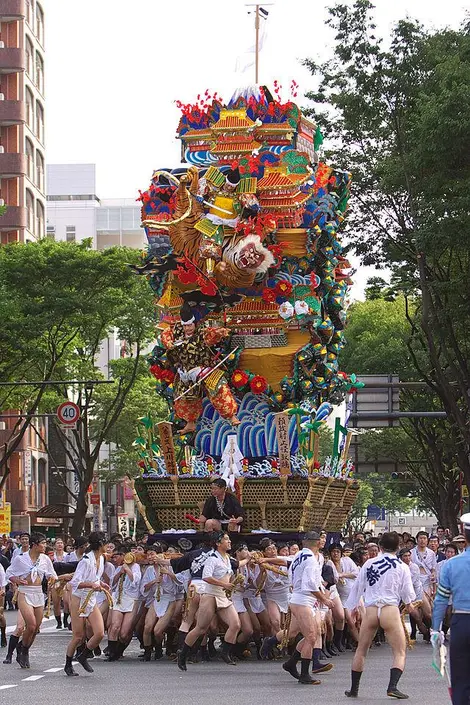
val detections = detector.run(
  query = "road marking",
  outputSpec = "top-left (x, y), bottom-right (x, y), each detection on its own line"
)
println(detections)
top-left (22, 675), bottom-right (45, 681)
top-left (0, 685), bottom-right (18, 690)
top-left (44, 667), bottom-right (63, 672)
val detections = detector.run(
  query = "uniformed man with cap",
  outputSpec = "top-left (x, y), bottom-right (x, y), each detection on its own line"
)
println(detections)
top-left (432, 512), bottom-right (470, 705)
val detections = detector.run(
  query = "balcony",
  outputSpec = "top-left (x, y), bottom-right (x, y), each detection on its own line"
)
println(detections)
top-left (0, 48), bottom-right (26, 74)
top-left (0, 205), bottom-right (27, 230)
top-left (0, 0), bottom-right (26, 21)
top-left (0, 152), bottom-right (27, 177)
top-left (0, 100), bottom-right (25, 125)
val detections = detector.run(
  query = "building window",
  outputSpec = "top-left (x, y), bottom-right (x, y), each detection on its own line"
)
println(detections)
top-left (25, 36), bottom-right (33, 78)
top-left (36, 3), bottom-right (44, 46)
top-left (25, 0), bottom-right (33, 27)
top-left (35, 100), bottom-right (44, 143)
top-left (26, 87), bottom-right (34, 129)
top-left (36, 149), bottom-right (44, 191)
top-left (46, 225), bottom-right (55, 240)
top-left (36, 200), bottom-right (45, 239)
top-left (66, 226), bottom-right (76, 242)
top-left (35, 52), bottom-right (44, 94)
top-left (26, 189), bottom-right (34, 233)
top-left (25, 137), bottom-right (34, 181)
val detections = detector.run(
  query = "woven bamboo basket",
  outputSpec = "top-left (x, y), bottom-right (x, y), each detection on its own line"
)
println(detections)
top-left (135, 476), bottom-right (359, 533)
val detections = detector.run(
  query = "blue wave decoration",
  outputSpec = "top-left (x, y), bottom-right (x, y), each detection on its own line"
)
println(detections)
top-left (192, 393), bottom-right (299, 458)
top-left (184, 149), bottom-right (218, 167)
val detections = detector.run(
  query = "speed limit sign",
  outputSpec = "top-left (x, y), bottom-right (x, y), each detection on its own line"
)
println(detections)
top-left (57, 401), bottom-right (80, 428)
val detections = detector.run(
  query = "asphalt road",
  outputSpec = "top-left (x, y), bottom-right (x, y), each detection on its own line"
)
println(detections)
top-left (0, 611), bottom-right (450, 705)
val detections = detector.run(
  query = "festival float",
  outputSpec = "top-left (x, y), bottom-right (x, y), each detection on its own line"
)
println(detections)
top-left (130, 83), bottom-right (362, 536)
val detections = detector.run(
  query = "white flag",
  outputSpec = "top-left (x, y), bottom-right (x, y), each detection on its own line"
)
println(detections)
top-left (235, 7), bottom-right (269, 76)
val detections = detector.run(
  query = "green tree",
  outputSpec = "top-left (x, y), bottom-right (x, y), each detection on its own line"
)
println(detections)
top-left (346, 472), bottom-right (414, 532)
top-left (340, 295), bottom-right (460, 531)
top-left (304, 1), bottom-right (470, 488)
top-left (0, 240), bottom-right (156, 534)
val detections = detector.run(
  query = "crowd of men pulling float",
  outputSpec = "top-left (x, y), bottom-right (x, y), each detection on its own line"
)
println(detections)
top-left (1, 502), bottom-right (469, 701)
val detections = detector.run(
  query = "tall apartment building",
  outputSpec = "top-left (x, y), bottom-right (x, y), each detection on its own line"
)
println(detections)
top-left (0, 0), bottom-right (46, 244)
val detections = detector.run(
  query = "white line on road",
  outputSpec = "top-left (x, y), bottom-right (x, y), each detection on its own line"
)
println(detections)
top-left (44, 667), bottom-right (63, 672)
top-left (22, 675), bottom-right (45, 681)
top-left (0, 685), bottom-right (18, 690)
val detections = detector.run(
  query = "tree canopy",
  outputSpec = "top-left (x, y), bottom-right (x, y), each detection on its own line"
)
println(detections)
top-left (304, 0), bottom-right (470, 493)
top-left (0, 239), bottom-right (158, 533)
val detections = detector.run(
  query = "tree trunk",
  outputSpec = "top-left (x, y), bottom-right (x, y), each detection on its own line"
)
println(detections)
top-left (70, 490), bottom-right (88, 538)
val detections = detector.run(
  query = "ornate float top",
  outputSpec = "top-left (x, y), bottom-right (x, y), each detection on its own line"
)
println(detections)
top-left (133, 84), bottom-right (362, 481)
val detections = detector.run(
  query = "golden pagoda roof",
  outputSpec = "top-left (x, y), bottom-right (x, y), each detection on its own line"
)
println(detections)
top-left (257, 167), bottom-right (308, 191)
top-left (211, 109), bottom-right (256, 132)
top-left (181, 129), bottom-right (213, 141)
top-left (255, 123), bottom-right (295, 134)
top-left (259, 191), bottom-right (311, 209)
top-left (211, 139), bottom-right (262, 154)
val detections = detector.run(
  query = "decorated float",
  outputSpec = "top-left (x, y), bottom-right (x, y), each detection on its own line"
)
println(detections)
top-left (131, 84), bottom-right (362, 535)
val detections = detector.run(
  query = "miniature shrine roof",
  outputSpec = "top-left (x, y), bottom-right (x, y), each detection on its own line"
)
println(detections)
top-left (211, 139), bottom-right (262, 154)
top-left (258, 191), bottom-right (311, 209)
top-left (257, 168), bottom-right (308, 191)
top-left (211, 109), bottom-right (256, 132)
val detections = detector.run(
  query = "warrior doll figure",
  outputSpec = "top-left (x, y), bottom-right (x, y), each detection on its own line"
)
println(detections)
top-left (161, 303), bottom-right (239, 434)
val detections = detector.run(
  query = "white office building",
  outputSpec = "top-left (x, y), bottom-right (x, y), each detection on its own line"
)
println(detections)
top-left (46, 163), bottom-right (145, 250)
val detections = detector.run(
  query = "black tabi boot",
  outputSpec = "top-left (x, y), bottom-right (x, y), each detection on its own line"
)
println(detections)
top-left (15, 641), bottom-right (23, 666)
top-left (312, 647), bottom-right (333, 673)
top-left (321, 635), bottom-right (332, 659)
top-left (387, 667), bottom-right (409, 699)
top-left (220, 640), bottom-right (236, 665)
top-left (76, 646), bottom-right (94, 673)
top-left (143, 645), bottom-right (152, 661)
top-left (177, 629), bottom-right (188, 651)
top-left (105, 640), bottom-right (119, 662)
top-left (200, 644), bottom-right (210, 662)
top-left (3, 634), bottom-right (19, 663)
top-left (116, 640), bottom-right (128, 659)
top-left (55, 615), bottom-right (63, 629)
top-left (154, 643), bottom-right (163, 660)
top-left (325, 639), bottom-right (339, 656)
top-left (63, 612), bottom-right (70, 630)
top-left (17, 643), bottom-right (30, 669)
top-left (282, 649), bottom-right (301, 679)
top-left (409, 616), bottom-right (417, 641)
top-left (64, 655), bottom-right (78, 676)
top-left (189, 636), bottom-right (203, 663)
top-left (261, 634), bottom-right (279, 659)
top-left (93, 645), bottom-right (102, 656)
top-left (345, 669), bottom-right (362, 697)
top-left (298, 657), bottom-right (321, 685)
top-left (177, 642), bottom-right (190, 672)
top-left (165, 627), bottom-right (177, 656)
top-left (334, 628), bottom-right (346, 652)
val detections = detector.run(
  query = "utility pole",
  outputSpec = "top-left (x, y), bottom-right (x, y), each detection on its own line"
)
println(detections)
top-left (245, 4), bottom-right (273, 84)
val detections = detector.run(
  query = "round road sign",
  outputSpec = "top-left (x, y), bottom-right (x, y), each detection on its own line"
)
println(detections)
top-left (57, 401), bottom-right (80, 426)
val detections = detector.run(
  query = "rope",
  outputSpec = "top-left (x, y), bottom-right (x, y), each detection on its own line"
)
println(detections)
top-left (183, 584), bottom-right (196, 621)
top-left (280, 608), bottom-right (292, 649)
top-left (400, 601), bottom-right (422, 650)
top-left (78, 587), bottom-right (113, 616)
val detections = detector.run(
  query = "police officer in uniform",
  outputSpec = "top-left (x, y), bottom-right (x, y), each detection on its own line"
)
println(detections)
top-left (432, 513), bottom-right (470, 705)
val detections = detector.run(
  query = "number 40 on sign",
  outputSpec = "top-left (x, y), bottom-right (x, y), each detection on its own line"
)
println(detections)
top-left (57, 401), bottom-right (80, 429)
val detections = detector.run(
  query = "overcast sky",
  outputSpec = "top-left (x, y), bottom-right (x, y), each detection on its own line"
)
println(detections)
top-left (43, 0), bottom-right (467, 294)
